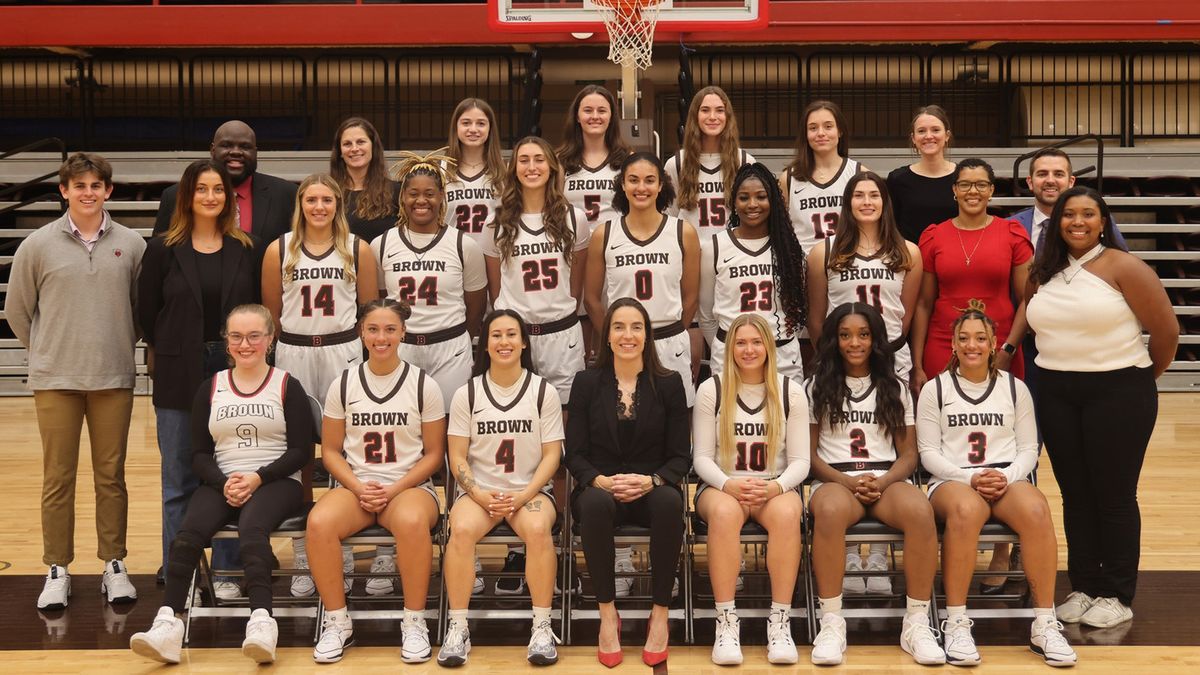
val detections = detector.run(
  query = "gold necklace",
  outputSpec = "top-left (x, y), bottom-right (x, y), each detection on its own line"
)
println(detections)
top-left (953, 218), bottom-right (988, 266)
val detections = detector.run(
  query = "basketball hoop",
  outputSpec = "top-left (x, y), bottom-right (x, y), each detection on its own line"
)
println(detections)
top-left (588, 0), bottom-right (665, 71)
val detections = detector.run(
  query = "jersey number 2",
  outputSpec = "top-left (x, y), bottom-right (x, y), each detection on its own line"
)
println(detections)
top-left (849, 428), bottom-right (869, 459)
top-left (300, 284), bottom-right (335, 317)
top-left (364, 431), bottom-right (397, 464)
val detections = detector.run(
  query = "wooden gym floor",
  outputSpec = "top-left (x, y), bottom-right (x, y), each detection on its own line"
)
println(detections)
top-left (0, 393), bottom-right (1198, 672)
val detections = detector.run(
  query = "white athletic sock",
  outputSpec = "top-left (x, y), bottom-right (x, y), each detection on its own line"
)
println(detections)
top-left (403, 608), bottom-right (424, 623)
top-left (905, 596), bottom-right (931, 618)
top-left (1033, 607), bottom-right (1056, 623)
top-left (325, 607), bottom-right (350, 624)
top-left (715, 600), bottom-right (736, 615)
top-left (946, 605), bottom-right (967, 620)
top-left (818, 595), bottom-right (842, 616)
top-left (532, 605), bottom-right (552, 624)
top-left (770, 601), bottom-right (790, 618)
top-left (448, 608), bottom-right (468, 625)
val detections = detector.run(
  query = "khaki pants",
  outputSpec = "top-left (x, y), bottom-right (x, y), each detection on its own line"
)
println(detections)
top-left (34, 389), bottom-right (134, 566)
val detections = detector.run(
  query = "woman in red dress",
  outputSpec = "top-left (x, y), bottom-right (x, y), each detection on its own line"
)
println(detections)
top-left (911, 158), bottom-right (1032, 391)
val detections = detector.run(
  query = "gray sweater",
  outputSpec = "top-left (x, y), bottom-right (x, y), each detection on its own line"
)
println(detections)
top-left (5, 213), bottom-right (146, 390)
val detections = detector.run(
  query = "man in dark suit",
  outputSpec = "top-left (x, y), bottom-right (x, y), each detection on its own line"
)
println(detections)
top-left (154, 120), bottom-right (297, 252)
top-left (1011, 147), bottom-right (1128, 400)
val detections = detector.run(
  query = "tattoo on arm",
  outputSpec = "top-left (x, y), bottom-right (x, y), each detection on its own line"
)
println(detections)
top-left (523, 500), bottom-right (542, 512)
top-left (457, 463), bottom-right (478, 492)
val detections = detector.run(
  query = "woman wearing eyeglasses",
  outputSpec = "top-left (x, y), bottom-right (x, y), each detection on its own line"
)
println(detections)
top-left (910, 158), bottom-right (1033, 393)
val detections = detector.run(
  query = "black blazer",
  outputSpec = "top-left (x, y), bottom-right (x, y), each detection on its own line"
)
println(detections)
top-left (564, 367), bottom-right (692, 495)
top-left (138, 235), bottom-right (260, 410)
top-left (154, 172), bottom-right (298, 254)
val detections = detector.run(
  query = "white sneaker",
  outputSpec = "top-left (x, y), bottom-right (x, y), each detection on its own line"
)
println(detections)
top-left (843, 553), bottom-right (866, 595)
top-left (1056, 591), bottom-right (1097, 623)
top-left (365, 553), bottom-right (396, 596)
top-left (711, 609), bottom-right (743, 665)
top-left (342, 546), bottom-right (355, 595)
top-left (37, 565), bottom-right (71, 610)
top-left (1079, 596), bottom-right (1133, 628)
top-left (766, 608), bottom-right (798, 664)
top-left (527, 617), bottom-right (561, 666)
top-left (1031, 617), bottom-right (1078, 667)
top-left (437, 620), bottom-right (472, 667)
top-left (901, 613), bottom-right (946, 665)
top-left (865, 552), bottom-right (893, 595)
top-left (129, 606), bottom-right (184, 664)
top-left (290, 538), bottom-right (315, 597)
top-left (101, 559), bottom-right (137, 604)
top-left (242, 608), bottom-right (278, 663)
top-left (214, 580), bottom-right (241, 600)
top-left (313, 613), bottom-right (354, 663)
top-left (942, 615), bottom-right (981, 666)
top-left (614, 557), bottom-right (636, 598)
top-left (735, 558), bottom-right (746, 592)
top-left (401, 614), bottom-right (432, 663)
top-left (811, 613), bottom-right (847, 665)
top-left (472, 557), bottom-right (484, 595)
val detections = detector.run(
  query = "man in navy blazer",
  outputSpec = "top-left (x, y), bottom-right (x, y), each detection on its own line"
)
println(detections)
top-left (153, 120), bottom-right (297, 255)
top-left (1010, 147), bottom-right (1128, 402)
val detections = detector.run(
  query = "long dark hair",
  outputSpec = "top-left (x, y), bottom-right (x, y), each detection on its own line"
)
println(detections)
top-left (1030, 186), bottom-right (1125, 285)
top-left (830, 172), bottom-right (913, 273)
top-left (556, 85), bottom-right (631, 174)
top-left (593, 298), bottom-right (671, 381)
top-left (329, 116), bottom-right (394, 221)
top-left (612, 151), bottom-right (676, 215)
top-left (809, 302), bottom-right (907, 440)
top-left (728, 162), bottom-right (808, 336)
top-left (472, 309), bottom-right (536, 377)
top-left (785, 100), bottom-right (850, 182)
top-left (164, 159), bottom-right (251, 249)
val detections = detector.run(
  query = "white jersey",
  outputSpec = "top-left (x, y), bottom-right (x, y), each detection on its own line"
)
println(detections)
top-left (824, 237), bottom-right (907, 347)
top-left (372, 226), bottom-right (486, 335)
top-left (481, 207), bottom-right (590, 324)
top-left (924, 370), bottom-right (1020, 470)
top-left (787, 158), bottom-right (861, 253)
top-left (809, 375), bottom-right (912, 468)
top-left (564, 163), bottom-right (621, 233)
top-left (444, 169), bottom-right (499, 251)
top-left (448, 371), bottom-right (564, 494)
top-left (208, 367), bottom-right (299, 482)
top-left (705, 230), bottom-right (787, 341)
top-left (603, 216), bottom-right (686, 328)
top-left (324, 362), bottom-right (445, 485)
top-left (278, 232), bottom-right (361, 336)
top-left (665, 149), bottom-right (755, 236)
top-left (713, 375), bottom-right (797, 480)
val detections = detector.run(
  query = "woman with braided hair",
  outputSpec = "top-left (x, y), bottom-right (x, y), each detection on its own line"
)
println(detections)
top-left (371, 149), bottom-right (488, 405)
top-left (698, 161), bottom-right (807, 380)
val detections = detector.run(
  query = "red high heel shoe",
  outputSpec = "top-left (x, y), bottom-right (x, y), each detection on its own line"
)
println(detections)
top-left (598, 617), bottom-right (622, 668)
top-left (642, 646), bottom-right (669, 667)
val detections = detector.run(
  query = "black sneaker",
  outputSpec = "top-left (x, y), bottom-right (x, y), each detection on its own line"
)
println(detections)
top-left (495, 551), bottom-right (526, 595)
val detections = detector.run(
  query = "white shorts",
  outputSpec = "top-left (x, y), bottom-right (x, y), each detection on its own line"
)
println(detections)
top-left (529, 324), bottom-right (585, 404)
top-left (709, 335), bottom-right (803, 382)
top-left (275, 340), bottom-right (362, 413)
top-left (654, 330), bottom-right (694, 406)
top-left (397, 331), bottom-right (473, 405)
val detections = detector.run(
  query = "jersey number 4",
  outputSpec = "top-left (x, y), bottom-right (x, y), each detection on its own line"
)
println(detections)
top-left (396, 276), bottom-right (438, 306)
top-left (739, 280), bottom-right (773, 312)
top-left (521, 259), bottom-right (560, 292)
top-left (455, 204), bottom-right (489, 233)
top-left (300, 284), bottom-right (335, 317)
top-left (735, 441), bottom-right (767, 472)
top-left (967, 431), bottom-right (987, 464)
top-left (364, 431), bottom-right (398, 464)
top-left (495, 438), bottom-right (516, 474)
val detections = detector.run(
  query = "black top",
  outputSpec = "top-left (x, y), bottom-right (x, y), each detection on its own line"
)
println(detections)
top-left (887, 165), bottom-right (958, 243)
top-left (153, 172), bottom-right (298, 259)
top-left (195, 250), bottom-right (223, 342)
top-left (564, 367), bottom-right (692, 493)
top-left (189, 373), bottom-right (314, 490)
top-left (346, 181), bottom-right (400, 243)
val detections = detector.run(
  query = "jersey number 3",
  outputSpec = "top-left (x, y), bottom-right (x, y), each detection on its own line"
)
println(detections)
top-left (967, 431), bottom-right (987, 464)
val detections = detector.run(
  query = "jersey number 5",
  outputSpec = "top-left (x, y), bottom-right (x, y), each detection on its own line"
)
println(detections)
top-left (967, 431), bottom-right (987, 465)
top-left (495, 438), bottom-right (516, 474)
top-left (300, 284), bottom-right (335, 317)
top-left (364, 431), bottom-right (398, 464)
top-left (521, 259), bottom-right (560, 292)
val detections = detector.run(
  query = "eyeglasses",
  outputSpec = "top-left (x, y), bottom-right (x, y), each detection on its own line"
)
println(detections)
top-left (225, 332), bottom-right (268, 346)
top-left (955, 180), bottom-right (994, 193)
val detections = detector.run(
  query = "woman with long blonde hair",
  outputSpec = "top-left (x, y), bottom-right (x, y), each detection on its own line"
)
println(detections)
top-left (692, 313), bottom-right (808, 666)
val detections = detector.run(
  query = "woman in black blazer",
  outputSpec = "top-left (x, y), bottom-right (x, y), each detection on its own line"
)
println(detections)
top-left (565, 297), bottom-right (690, 668)
top-left (138, 159), bottom-right (260, 586)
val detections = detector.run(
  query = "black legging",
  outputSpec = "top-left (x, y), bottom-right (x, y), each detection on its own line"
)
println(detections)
top-left (163, 478), bottom-right (303, 613)
top-left (1038, 366), bottom-right (1157, 606)
top-left (574, 485), bottom-right (684, 606)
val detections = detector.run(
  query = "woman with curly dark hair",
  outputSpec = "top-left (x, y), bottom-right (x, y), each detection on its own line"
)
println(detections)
top-left (806, 302), bottom-right (941, 666)
top-left (698, 162), bottom-right (807, 380)
top-left (484, 136), bottom-right (590, 403)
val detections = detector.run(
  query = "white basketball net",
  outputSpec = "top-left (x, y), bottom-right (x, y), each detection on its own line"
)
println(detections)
top-left (591, 0), bottom-right (664, 71)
